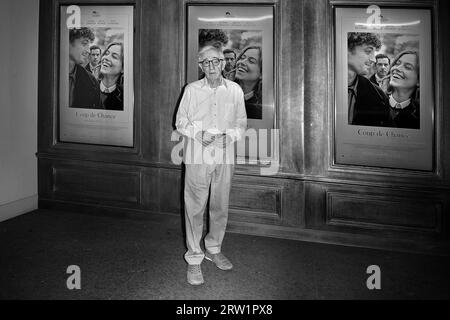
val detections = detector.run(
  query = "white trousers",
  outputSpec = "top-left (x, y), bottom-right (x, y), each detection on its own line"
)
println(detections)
top-left (184, 164), bottom-right (234, 265)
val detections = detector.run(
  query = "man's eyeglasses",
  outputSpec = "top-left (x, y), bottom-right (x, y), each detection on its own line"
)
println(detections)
top-left (199, 58), bottom-right (223, 68)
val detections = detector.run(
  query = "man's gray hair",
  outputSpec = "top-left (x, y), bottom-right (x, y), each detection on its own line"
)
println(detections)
top-left (198, 45), bottom-right (224, 61)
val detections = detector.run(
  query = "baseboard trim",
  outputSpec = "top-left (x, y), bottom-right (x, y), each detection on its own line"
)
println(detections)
top-left (0, 195), bottom-right (38, 222)
top-left (226, 221), bottom-right (450, 257)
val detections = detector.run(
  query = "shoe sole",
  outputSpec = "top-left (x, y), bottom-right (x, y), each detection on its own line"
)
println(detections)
top-left (188, 279), bottom-right (204, 285)
top-left (205, 255), bottom-right (233, 271)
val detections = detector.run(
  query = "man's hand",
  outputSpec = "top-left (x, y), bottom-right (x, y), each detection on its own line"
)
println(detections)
top-left (212, 133), bottom-right (232, 149)
top-left (195, 131), bottom-right (216, 147)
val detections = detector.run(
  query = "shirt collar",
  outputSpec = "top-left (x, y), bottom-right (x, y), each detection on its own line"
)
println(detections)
top-left (375, 73), bottom-right (384, 83)
top-left (348, 75), bottom-right (358, 90)
top-left (348, 75), bottom-right (358, 97)
top-left (389, 95), bottom-right (411, 110)
top-left (100, 81), bottom-right (117, 93)
top-left (69, 64), bottom-right (77, 78)
top-left (200, 76), bottom-right (228, 89)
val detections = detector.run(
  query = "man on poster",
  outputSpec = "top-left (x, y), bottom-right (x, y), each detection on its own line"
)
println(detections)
top-left (222, 48), bottom-right (236, 81)
top-left (199, 29), bottom-right (228, 51)
top-left (69, 27), bottom-right (102, 109)
top-left (175, 45), bottom-right (247, 285)
top-left (347, 32), bottom-right (390, 127)
top-left (85, 45), bottom-right (101, 80)
top-left (369, 53), bottom-right (390, 92)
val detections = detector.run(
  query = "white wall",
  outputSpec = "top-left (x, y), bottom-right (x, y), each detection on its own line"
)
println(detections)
top-left (0, 0), bottom-right (39, 222)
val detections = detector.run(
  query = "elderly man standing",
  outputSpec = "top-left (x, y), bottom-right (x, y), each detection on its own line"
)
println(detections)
top-left (175, 45), bottom-right (247, 285)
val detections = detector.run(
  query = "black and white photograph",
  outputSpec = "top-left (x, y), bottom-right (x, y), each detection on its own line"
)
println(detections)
top-left (59, 5), bottom-right (134, 147)
top-left (1, 0), bottom-right (450, 307)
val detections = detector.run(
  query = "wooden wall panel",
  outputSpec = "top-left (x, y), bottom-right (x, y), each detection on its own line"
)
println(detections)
top-left (141, 167), bottom-right (161, 212)
top-left (40, 160), bottom-right (143, 208)
top-left (306, 182), bottom-right (447, 240)
top-left (141, 0), bottom-right (163, 163)
top-left (438, 0), bottom-right (450, 181)
top-left (36, 0), bottom-right (450, 254)
top-left (278, 0), bottom-right (304, 174)
top-left (326, 192), bottom-right (441, 233)
top-left (229, 176), bottom-right (304, 226)
top-left (53, 166), bottom-right (141, 204)
top-left (158, 168), bottom-right (183, 215)
top-left (230, 184), bottom-right (281, 215)
top-left (303, 0), bottom-right (329, 176)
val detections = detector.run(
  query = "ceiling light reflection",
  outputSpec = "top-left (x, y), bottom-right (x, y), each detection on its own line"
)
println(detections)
top-left (355, 20), bottom-right (421, 27)
top-left (198, 15), bottom-right (273, 22)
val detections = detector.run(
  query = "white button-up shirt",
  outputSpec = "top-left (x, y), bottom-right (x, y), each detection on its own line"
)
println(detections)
top-left (176, 77), bottom-right (247, 165)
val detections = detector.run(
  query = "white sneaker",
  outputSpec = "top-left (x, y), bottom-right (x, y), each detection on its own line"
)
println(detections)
top-left (187, 264), bottom-right (204, 285)
top-left (205, 252), bottom-right (233, 270)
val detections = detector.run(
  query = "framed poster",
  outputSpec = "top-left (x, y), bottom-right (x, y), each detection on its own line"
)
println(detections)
top-left (186, 4), bottom-right (277, 164)
top-left (334, 6), bottom-right (434, 171)
top-left (59, 5), bottom-right (134, 147)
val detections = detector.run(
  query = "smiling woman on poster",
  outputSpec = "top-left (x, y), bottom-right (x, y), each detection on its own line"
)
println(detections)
top-left (234, 46), bottom-right (263, 120)
top-left (387, 50), bottom-right (420, 129)
top-left (99, 42), bottom-right (124, 111)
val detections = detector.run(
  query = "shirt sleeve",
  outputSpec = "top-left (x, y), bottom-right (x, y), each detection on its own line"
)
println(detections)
top-left (175, 85), bottom-right (200, 140)
top-left (228, 86), bottom-right (247, 143)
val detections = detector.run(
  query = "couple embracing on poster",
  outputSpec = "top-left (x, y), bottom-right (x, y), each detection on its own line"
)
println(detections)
top-left (68, 27), bottom-right (124, 111)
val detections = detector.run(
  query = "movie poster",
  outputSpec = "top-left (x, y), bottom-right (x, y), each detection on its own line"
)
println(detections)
top-left (334, 7), bottom-right (433, 170)
top-left (187, 5), bottom-right (276, 164)
top-left (59, 5), bottom-right (134, 147)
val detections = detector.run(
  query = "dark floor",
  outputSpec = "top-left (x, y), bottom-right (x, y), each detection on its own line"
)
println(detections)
top-left (0, 209), bottom-right (449, 300)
